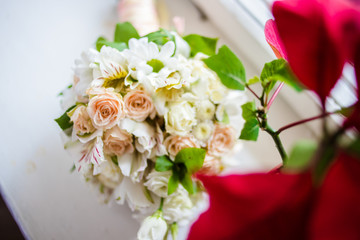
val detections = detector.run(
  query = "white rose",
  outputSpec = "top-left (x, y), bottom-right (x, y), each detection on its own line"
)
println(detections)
top-left (192, 121), bottom-right (214, 142)
top-left (165, 101), bottom-right (196, 136)
top-left (163, 187), bottom-right (193, 224)
top-left (196, 99), bottom-right (215, 121)
top-left (216, 90), bottom-right (247, 137)
top-left (96, 158), bottom-right (122, 189)
top-left (137, 210), bottom-right (168, 240)
top-left (144, 170), bottom-right (172, 198)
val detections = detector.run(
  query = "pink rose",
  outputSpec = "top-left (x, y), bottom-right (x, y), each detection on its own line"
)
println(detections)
top-left (198, 154), bottom-right (222, 175)
top-left (164, 135), bottom-right (200, 159)
top-left (70, 105), bottom-right (95, 134)
top-left (124, 90), bottom-right (155, 122)
top-left (87, 88), bottom-right (125, 130)
top-left (103, 126), bottom-right (134, 156)
top-left (208, 124), bottom-right (236, 157)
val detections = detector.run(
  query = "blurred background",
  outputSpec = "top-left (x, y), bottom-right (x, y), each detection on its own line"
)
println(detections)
top-left (1, 0), bottom-right (355, 239)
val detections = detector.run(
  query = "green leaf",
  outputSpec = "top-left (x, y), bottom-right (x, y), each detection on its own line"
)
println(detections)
top-left (155, 155), bottom-right (174, 172)
top-left (174, 148), bottom-right (206, 174)
top-left (168, 171), bottom-right (180, 195)
top-left (114, 22), bottom-right (140, 43)
top-left (183, 34), bottom-right (218, 57)
top-left (96, 37), bottom-right (127, 52)
top-left (70, 164), bottom-right (76, 173)
top-left (147, 59), bottom-right (165, 73)
top-left (111, 155), bottom-right (119, 166)
top-left (248, 76), bottom-right (260, 85)
top-left (180, 173), bottom-right (194, 194)
top-left (338, 104), bottom-right (356, 118)
top-left (99, 184), bottom-right (105, 194)
top-left (345, 137), bottom-right (360, 158)
top-left (285, 140), bottom-right (317, 169)
top-left (260, 59), bottom-right (302, 93)
top-left (203, 45), bottom-right (246, 90)
top-left (221, 110), bottom-right (230, 124)
top-left (55, 105), bottom-right (76, 130)
top-left (143, 187), bottom-right (155, 204)
top-left (241, 101), bottom-right (256, 120)
top-left (240, 118), bottom-right (260, 141)
top-left (313, 146), bottom-right (337, 183)
top-left (145, 29), bottom-right (175, 45)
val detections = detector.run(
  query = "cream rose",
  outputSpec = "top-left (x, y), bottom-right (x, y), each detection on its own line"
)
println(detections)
top-left (144, 170), bottom-right (172, 198)
top-left (199, 154), bottom-right (222, 175)
top-left (196, 99), bottom-right (215, 121)
top-left (164, 135), bottom-right (200, 159)
top-left (208, 124), bottom-right (236, 156)
top-left (70, 105), bottom-right (95, 134)
top-left (165, 101), bottom-right (196, 136)
top-left (192, 121), bottom-right (214, 142)
top-left (103, 126), bottom-right (134, 156)
top-left (124, 90), bottom-right (155, 121)
top-left (87, 88), bottom-right (125, 130)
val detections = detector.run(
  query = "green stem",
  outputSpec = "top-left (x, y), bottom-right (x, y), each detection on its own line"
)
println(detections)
top-left (264, 124), bottom-right (288, 162)
top-left (159, 197), bottom-right (164, 211)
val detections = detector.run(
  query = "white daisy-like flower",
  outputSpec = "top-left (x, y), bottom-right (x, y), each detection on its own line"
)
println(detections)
top-left (92, 46), bottom-right (128, 88)
top-left (124, 38), bottom-right (192, 91)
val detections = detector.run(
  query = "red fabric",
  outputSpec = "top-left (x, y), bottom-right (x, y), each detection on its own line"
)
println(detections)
top-left (188, 155), bottom-right (360, 240)
top-left (272, 0), bottom-right (346, 105)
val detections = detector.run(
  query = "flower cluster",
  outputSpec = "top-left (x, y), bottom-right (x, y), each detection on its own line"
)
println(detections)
top-left (56, 23), bottom-right (246, 239)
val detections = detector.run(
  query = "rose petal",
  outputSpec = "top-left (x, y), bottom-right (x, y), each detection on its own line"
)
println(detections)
top-left (309, 153), bottom-right (360, 240)
top-left (264, 19), bottom-right (287, 60)
top-left (188, 172), bottom-right (313, 240)
top-left (273, 0), bottom-right (346, 104)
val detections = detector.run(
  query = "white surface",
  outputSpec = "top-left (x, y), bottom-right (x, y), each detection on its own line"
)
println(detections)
top-left (0, 0), bottom-right (139, 239)
top-left (0, 0), bottom-right (310, 239)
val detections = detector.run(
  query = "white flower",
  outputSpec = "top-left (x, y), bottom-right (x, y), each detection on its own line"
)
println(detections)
top-left (124, 38), bottom-right (193, 91)
top-left (92, 46), bottom-right (128, 88)
top-left (117, 152), bottom-right (148, 182)
top-left (114, 177), bottom-right (153, 211)
top-left (124, 37), bottom-right (175, 79)
top-left (193, 121), bottom-right (214, 142)
top-left (153, 88), bottom-right (184, 116)
top-left (216, 90), bottom-right (247, 137)
top-left (189, 55), bottom-right (228, 103)
top-left (162, 186), bottom-right (193, 224)
top-left (75, 136), bottom-right (105, 176)
top-left (96, 157), bottom-right (122, 189)
top-left (73, 49), bottom-right (98, 97)
top-left (172, 31), bottom-right (190, 58)
top-left (196, 99), bottom-right (215, 121)
top-left (137, 210), bottom-right (168, 240)
top-left (154, 124), bottom-right (167, 157)
top-left (165, 101), bottom-right (197, 136)
top-left (144, 171), bottom-right (172, 198)
top-left (120, 118), bottom-right (156, 158)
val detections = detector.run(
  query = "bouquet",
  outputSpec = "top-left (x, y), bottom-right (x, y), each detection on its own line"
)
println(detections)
top-left (55, 20), bottom-right (247, 239)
